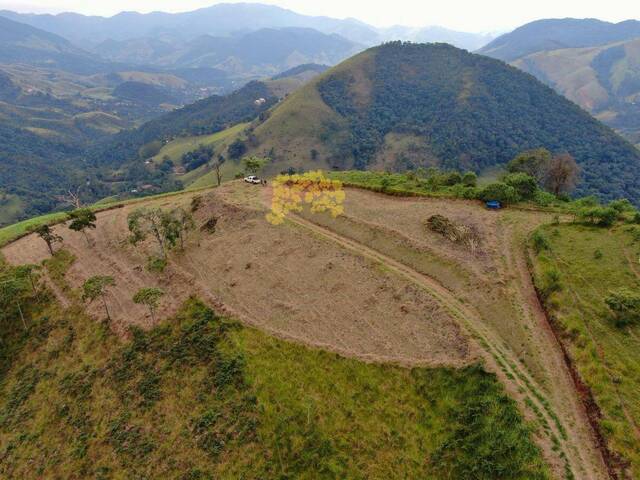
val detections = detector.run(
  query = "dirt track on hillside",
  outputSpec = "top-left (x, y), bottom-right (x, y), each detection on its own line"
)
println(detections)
top-left (281, 187), bottom-right (610, 480)
top-left (2, 183), bottom-right (611, 479)
top-left (1, 185), bottom-right (477, 368)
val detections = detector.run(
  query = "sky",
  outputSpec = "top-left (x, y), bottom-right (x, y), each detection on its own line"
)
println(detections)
top-left (0, 0), bottom-right (637, 32)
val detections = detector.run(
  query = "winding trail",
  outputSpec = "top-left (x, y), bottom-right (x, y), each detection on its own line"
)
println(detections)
top-left (281, 205), bottom-right (609, 480)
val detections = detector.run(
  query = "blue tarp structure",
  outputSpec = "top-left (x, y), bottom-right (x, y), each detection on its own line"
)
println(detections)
top-left (485, 200), bottom-right (502, 209)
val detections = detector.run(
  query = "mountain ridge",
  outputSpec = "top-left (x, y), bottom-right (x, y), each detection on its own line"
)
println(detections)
top-left (249, 42), bottom-right (640, 203)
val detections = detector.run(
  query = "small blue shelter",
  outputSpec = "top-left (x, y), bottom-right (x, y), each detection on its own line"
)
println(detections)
top-left (485, 200), bottom-right (502, 210)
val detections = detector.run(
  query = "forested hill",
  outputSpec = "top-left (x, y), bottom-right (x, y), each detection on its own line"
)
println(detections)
top-left (254, 42), bottom-right (640, 203)
top-left (87, 80), bottom-right (277, 169)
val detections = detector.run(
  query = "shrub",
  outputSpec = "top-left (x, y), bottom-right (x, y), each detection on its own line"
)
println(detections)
top-left (594, 249), bottom-right (603, 259)
top-left (604, 288), bottom-right (640, 327)
top-left (539, 268), bottom-right (561, 300)
top-left (577, 207), bottom-right (617, 227)
top-left (450, 184), bottom-right (480, 200)
top-left (608, 199), bottom-right (633, 214)
top-left (503, 172), bottom-right (538, 200)
top-left (533, 190), bottom-right (556, 207)
top-left (442, 171), bottom-right (463, 186)
top-left (146, 256), bottom-right (167, 273)
top-left (531, 231), bottom-right (549, 253)
top-left (478, 182), bottom-right (520, 204)
top-left (461, 171), bottom-right (477, 187)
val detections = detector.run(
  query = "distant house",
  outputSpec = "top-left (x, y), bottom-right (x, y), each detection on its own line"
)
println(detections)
top-left (485, 200), bottom-right (502, 209)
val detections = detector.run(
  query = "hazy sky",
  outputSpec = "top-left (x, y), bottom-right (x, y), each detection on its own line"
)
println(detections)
top-left (0, 0), bottom-right (637, 32)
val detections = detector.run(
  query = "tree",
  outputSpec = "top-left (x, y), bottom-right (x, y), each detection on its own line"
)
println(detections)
top-left (171, 208), bottom-right (195, 250)
top-left (14, 264), bottom-right (41, 295)
top-left (34, 224), bottom-right (63, 256)
top-left (478, 182), bottom-right (520, 204)
top-left (133, 287), bottom-right (165, 322)
top-left (128, 208), bottom-right (173, 259)
top-left (503, 173), bottom-right (538, 200)
top-left (82, 275), bottom-right (116, 322)
top-left (214, 155), bottom-right (225, 186)
top-left (59, 187), bottom-right (83, 209)
top-left (544, 153), bottom-right (579, 196)
top-left (462, 171), bottom-right (477, 187)
top-left (67, 208), bottom-right (97, 246)
top-left (507, 148), bottom-right (552, 183)
top-left (243, 156), bottom-right (269, 176)
top-left (605, 288), bottom-right (640, 327)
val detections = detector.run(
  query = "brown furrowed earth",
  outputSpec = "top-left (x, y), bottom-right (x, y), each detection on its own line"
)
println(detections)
top-left (1, 183), bottom-right (477, 368)
top-left (1, 182), bottom-right (611, 479)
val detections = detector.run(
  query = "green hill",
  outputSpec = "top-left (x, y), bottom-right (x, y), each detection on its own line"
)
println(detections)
top-left (511, 38), bottom-right (640, 146)
top-left (250, 42), bottom-right (640, 203)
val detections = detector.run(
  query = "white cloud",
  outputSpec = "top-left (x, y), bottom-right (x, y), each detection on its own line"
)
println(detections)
top-left (0, 0), bottom-right (637, 32)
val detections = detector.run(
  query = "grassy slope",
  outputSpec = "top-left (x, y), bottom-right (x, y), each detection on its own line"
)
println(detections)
top-left (150, 123), bottom-right (248, 166)
top-left (0, 185), bottom-right (217, 248)
top-left (531, 224), bottom-right (640, 475)
top-left (0, 255), bottom-right (549, 479)
top-left (246, 52), bottom-right (371, 175)
top-left (0, 194), bottom-right (26, 227)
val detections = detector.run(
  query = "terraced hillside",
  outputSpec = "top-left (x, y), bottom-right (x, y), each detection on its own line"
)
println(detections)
top-left (1, 180), bottom-right (624, 478)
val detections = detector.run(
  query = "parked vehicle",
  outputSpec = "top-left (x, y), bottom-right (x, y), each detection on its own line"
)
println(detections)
top-left (244, 175), bottom-right (261, 184)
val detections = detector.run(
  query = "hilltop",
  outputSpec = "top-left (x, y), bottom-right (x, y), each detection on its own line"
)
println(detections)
top-left (2, 177), bottom-right (630, 478)
top-left (246, 42), bottom-right (640, 203)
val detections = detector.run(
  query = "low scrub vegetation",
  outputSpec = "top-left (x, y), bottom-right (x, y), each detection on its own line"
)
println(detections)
top-left (530, 224), bottom-right (640, 476)
top-left (0, 281), bottom-right (549, 478)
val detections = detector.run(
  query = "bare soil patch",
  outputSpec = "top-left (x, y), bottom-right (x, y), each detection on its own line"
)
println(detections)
top-left (2, 184), bottom-right (477, 367)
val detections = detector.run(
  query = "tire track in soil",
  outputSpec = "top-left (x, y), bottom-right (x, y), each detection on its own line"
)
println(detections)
top-left (284, 210), bottom-right (609, 480)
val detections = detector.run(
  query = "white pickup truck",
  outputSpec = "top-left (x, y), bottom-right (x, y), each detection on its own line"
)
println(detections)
top-left (244, 175), bottom-right (262, 184)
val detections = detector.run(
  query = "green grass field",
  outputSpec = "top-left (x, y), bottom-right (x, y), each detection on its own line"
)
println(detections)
top-left (0, 262), bottom-right (549, 480)
top-left (531, 224), bottom-right (640, 475)
top-left (151, 123), bottom-right (248, 166)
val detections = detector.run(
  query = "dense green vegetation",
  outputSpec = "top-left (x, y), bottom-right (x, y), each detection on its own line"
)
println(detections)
top-left (1, 80), bottom-right (276, 226)
top-left (87, 81), bottom-right (277, 169)
top-left (530, 222), bottom-right (640, 476)
top-left (314, 42), bottom-right (640, 203)
top-left (0, 257), bottom-right (550, 479)
top-left (327, 169), bottom-right (560, 207)
top-left (0, 123), bottom-right (91, 224)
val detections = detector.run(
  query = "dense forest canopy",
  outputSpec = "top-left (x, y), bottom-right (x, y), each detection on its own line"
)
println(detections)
top-left (315, 42), bottom-right (640, 203)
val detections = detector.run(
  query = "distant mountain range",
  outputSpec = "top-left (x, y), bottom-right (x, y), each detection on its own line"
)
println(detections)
top-left (478, 18), bottom-right (640, 61)
top-left (93, 27), bottom-right (361, 76)
top-left (480, 18), bottom-right (640, 148)
top-left (0, 3), bottom-right (494, 50)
